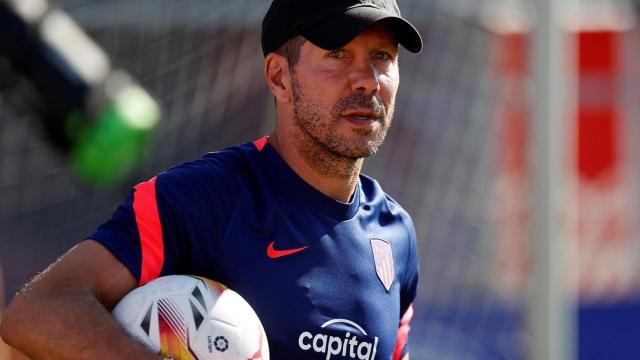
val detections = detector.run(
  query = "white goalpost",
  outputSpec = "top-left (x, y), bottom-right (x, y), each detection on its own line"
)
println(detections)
top-left (528, 0), bottom-right (576, 359)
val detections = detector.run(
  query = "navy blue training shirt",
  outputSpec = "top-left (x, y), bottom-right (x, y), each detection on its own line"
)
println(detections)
top-left (91, 136), bottom-right (419, 360)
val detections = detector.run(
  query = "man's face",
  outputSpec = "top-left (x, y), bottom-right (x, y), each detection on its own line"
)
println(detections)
top-left (290, 23), bottom-right (400, 159)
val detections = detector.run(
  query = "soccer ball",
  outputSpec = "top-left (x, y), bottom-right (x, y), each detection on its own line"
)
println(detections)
top-left (112, 275), bottom-right (269, 360)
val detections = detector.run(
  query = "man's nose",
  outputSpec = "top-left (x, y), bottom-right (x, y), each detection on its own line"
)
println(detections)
top-left (349, 60), bottom-right (380, 95)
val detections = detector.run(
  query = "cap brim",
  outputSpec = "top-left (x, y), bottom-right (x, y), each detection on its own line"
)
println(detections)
top-left (300, 6), bottom-right (422, 53)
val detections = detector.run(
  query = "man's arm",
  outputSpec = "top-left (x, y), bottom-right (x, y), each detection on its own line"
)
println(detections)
top-left (0, 240), bottom-right (161, 360)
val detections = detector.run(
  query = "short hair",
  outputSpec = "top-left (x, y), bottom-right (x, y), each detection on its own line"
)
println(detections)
top-left (274, 36), bottom-right (305, 70)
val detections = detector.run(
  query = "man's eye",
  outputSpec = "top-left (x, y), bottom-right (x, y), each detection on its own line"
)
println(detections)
top-left (328, 50), bottom-right (344, 58)
top-left (375, 51), bottom-right (392, 60)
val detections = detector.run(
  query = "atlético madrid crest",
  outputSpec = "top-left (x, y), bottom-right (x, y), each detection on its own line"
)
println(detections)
top-left (370, 238), bottom-right (394, 292)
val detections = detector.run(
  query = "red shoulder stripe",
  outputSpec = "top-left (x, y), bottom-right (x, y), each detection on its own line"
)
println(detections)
top-left (133, 177), bottom-right (164, 285)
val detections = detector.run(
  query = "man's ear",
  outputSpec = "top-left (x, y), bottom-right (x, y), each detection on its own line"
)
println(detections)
top-left (264, 53), bottom-right (293, 104)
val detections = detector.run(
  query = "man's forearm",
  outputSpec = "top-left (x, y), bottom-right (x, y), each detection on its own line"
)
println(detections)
top-left (1, 286), bottom-right (160, 360)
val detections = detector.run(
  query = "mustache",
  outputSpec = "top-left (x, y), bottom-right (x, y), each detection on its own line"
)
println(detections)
top-left (332, 94), bottom-right (386, 120)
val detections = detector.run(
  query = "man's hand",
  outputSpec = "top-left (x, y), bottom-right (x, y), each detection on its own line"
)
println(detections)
top-left (0, 240), bottom-right (162, 360)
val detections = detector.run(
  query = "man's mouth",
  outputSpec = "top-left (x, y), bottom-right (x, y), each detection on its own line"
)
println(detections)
top-left (341, 109), bottom-right (382, 122)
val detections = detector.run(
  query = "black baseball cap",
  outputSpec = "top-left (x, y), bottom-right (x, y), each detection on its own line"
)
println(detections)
top-left (261, 0), bottom-right (422, 56)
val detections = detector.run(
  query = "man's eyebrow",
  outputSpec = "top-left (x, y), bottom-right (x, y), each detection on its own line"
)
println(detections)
top-left (371, 37), bottom-right (399, 47)
top-left (374, 42), bottom-right (399, 51)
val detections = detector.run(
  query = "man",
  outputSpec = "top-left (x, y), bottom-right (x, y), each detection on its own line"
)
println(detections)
top-left (0, 0), bottom-right (422, 359)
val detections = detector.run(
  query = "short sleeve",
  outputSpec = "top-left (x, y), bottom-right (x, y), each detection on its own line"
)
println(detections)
top-left (400, 214), bottom-right (419, 315)
top-left (88, 153), bottom-right (243, 285)
top-left (396, 214), bottom-right (419, 359)
top-left (89, 188), bottom-right (146, 282)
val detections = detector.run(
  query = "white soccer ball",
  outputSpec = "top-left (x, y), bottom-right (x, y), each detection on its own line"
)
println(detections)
top-left (112, 275), bottom-right (269, 360)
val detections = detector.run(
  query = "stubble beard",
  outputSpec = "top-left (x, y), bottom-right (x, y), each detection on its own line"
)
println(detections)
top-left (290, 76), bottom-right (394, 179)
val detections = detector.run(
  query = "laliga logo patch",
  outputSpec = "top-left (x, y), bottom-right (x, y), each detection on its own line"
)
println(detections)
top-left (207, 335), bottom-right (229, 353)
top-left (298, 319), bottom-right (379, 360)
top-left (214, 336), bottom-right (229, 352)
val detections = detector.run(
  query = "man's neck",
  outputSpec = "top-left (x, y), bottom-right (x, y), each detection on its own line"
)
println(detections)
top-left (269, 131), bottom-right (361, 204)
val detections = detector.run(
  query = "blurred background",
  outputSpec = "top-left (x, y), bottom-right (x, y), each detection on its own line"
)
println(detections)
top-left (1, 0), bottom-right (640, 359)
